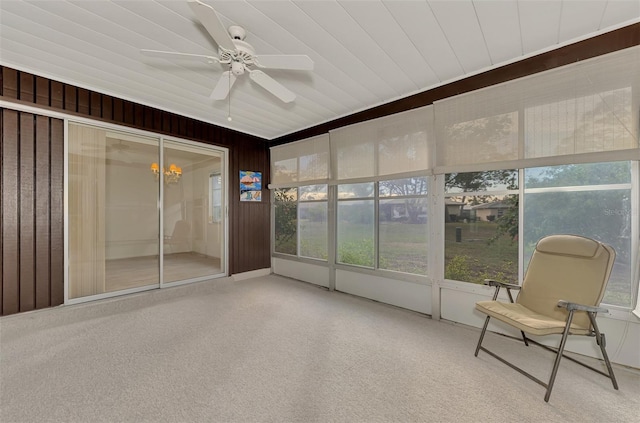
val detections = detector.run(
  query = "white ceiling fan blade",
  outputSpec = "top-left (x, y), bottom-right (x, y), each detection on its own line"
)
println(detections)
top-left (210, 71), bottom-right (236, 100)
top-left (249, 70), bottom-right (295, 103)
top-left (254, 55), bottom-right (314, 71)
top-left (140, 49), bottom-right (220, 65)
top-left (187, 0), bottom-right (236, 52)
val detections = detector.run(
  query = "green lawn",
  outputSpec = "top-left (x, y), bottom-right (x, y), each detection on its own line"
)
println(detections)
top-left (444, 222), bottom-right (518, 284)
top-left (379, 222), bottom-right (428, 275)
top-left (279, 220), bottom-right (517, 281)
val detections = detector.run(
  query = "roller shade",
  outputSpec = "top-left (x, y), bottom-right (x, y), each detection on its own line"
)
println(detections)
top-left (329, 105), bottom-right (433, 183)
top-left (434, 45), bottom-right (640, 173)
top-left (270, 134), bottom-right (330, 188)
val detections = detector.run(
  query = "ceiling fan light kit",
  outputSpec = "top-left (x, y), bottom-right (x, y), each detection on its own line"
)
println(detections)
top-left (140, 0), bottom-right (314, 106)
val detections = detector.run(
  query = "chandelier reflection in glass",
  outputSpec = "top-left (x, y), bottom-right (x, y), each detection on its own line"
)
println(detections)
top-left (150, 162), bottom-right (182, 185)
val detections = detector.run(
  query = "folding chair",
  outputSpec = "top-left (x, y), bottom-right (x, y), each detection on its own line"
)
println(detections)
top-left (474, 234), bottom-right (618, 402)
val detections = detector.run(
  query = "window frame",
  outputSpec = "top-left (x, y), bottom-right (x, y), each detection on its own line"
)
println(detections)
top-left (443, 170), bottom-right (520, 285)
top-left (336, 182), bottom-right (376, 269)
top-left (209, 172), bottom-right (222, 224)
top-left (523, 161), bottom-right (637, 309)
top-left (298, 185), bottom-right (329, 260)
top-left (272, 185), bottom-right (330, 261)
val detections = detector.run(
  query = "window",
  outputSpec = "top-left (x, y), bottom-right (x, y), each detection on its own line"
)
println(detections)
top-left (379, 177), bottom-right (428, 275)
top-left (299, 185), bottom-right (328, 259)
top-left (524, 162), bottom-right (634, 307)
top-left (209, 173), bottom-right (222, 223)
top-left (271, 135), bottom-right (331, 260)
top-left (270, 47), bottom-right (640, 313)
top-left (337, 183), bottom-right (375, 267)
top-left (444, 170), bottom-right (519, 284)
top-left (274, 188), bottom-right (298, 255)
top-left (441, 163), bottom-right (637, 309)
top-left (274, 185), bottom-right (329, 260)
top-left (334, 178), bottom-right (429, 275)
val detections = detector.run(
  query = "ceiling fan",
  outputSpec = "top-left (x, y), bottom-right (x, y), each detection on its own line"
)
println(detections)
top-left (141, 0), bottom-right (314, 103)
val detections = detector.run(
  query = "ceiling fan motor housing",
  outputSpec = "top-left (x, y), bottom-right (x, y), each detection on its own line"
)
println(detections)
top-left (217, 26), bottom-right (256, 75)
top-left (228, 25), bottom-right (246, 41)
top-left (231, 61), bottom-right (245, 75)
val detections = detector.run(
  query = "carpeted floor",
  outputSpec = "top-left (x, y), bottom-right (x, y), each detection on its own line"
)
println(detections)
top-left (1, 274), bottom-right (639, 422)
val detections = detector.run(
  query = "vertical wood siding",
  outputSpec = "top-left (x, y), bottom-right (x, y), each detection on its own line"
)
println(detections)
top-left (0, 108), bottom-right (64, 315)
top-left (1, 66), bottom-right (271, 316)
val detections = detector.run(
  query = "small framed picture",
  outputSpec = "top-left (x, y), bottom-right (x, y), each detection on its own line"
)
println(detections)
top-left (240, 171), bottom-right (262, 201)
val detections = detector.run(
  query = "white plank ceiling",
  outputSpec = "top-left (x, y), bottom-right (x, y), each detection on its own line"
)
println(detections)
top-left (1, 0), bottom-right (639, 140)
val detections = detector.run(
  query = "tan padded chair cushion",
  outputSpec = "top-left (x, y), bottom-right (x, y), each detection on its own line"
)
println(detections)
top-left (475, 235), bottom-right (615, 336)
top-left (535, 235), bottom-right (600, 258)
top-left (475, 301), bottom-right (591, 336)
top-left (517, 235), bottom-right (613, 330)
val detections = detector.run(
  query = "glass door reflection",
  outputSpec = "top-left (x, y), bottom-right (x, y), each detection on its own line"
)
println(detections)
top-left (68, 124), bottom-right (160, 298)
top-left (162, 140), bottom-right (225, 283)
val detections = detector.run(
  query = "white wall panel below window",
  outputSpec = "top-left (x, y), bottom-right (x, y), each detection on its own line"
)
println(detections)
top-left (272, 258), bottom-right (330, 288)
top-left (336, 269), bottom-right (431, 315)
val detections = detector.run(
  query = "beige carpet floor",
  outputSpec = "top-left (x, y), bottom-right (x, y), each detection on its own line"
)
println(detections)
top-left (1, 274), bottom-right (639, 422)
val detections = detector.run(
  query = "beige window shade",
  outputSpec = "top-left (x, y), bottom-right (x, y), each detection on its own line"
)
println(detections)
top-left (68, 124), bottom-right (107, 298)
top-left (270, 134), bottom-right (330, 187)
top-left (524, 87), bottom-right (634, 158)
top-left (330, 106), bottom-right (433, 182)
top-left (435, 45), bottom-right (639, 173)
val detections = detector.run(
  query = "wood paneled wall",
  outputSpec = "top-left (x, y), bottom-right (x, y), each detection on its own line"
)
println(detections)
top-left (1, 109), bottom-right (64, 315)
top-left (1, 67), bottom-right (270, 316)
top-left (230, 138), bottom-right (271, 273)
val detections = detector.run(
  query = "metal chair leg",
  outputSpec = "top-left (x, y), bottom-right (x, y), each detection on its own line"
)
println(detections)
top-left (476, 286), bottom-right (502, 357)
top-left (588, 312), bottom-right (618, 390)
top-left (475, 315), bottom-right (491, 357)
top-left (544, 310), bottom-right (574, 402)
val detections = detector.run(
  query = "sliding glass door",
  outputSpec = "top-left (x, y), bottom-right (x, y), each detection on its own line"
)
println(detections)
top-left (68, 125), bottom-right (160, 298)
top-left (162, 140), bottom-right (225, 284)
top-left (67, 123), bottom-right (226, 301)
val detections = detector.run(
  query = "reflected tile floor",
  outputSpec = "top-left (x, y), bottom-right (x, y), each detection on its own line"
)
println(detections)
top-left (106, 252), bottom-right (221, 292)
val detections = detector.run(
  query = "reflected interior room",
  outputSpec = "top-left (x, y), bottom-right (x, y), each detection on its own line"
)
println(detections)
top-left (68, 124), bottom-right (225, 299)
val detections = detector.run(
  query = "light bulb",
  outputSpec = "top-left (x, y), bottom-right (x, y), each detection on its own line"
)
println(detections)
top-left (227, 115), bottom-right (232, 122)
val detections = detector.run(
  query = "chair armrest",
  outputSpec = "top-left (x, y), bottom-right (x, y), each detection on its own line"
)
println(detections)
top-left (483, 279), bottom-right (521, 290)
top-left (557, 300), bottom-right (608, 314)
top-left (483, 279), bottom-right (521, 303)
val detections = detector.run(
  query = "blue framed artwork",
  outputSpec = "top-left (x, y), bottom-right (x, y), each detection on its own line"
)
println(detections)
top-left (240, 171), bottom-right (262, 201)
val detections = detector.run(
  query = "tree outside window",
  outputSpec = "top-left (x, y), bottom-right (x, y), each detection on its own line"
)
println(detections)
top-left (274, 188), bottom-right (297, 255)
top-left (444, 170), bottom-right (519, 284)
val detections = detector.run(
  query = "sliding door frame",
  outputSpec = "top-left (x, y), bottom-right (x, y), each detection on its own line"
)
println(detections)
top-left (62, 117), bottom-right (229, 305)
top-left (159, 136), bottom-right (229, 289)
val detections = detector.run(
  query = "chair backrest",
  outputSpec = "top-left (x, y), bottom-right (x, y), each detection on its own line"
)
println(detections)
top-left (517, 235), bottom-right (615, 330)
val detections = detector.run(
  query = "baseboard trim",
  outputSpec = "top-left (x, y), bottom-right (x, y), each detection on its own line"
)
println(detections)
top-left (232, 268), bottom-right (272, 281)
